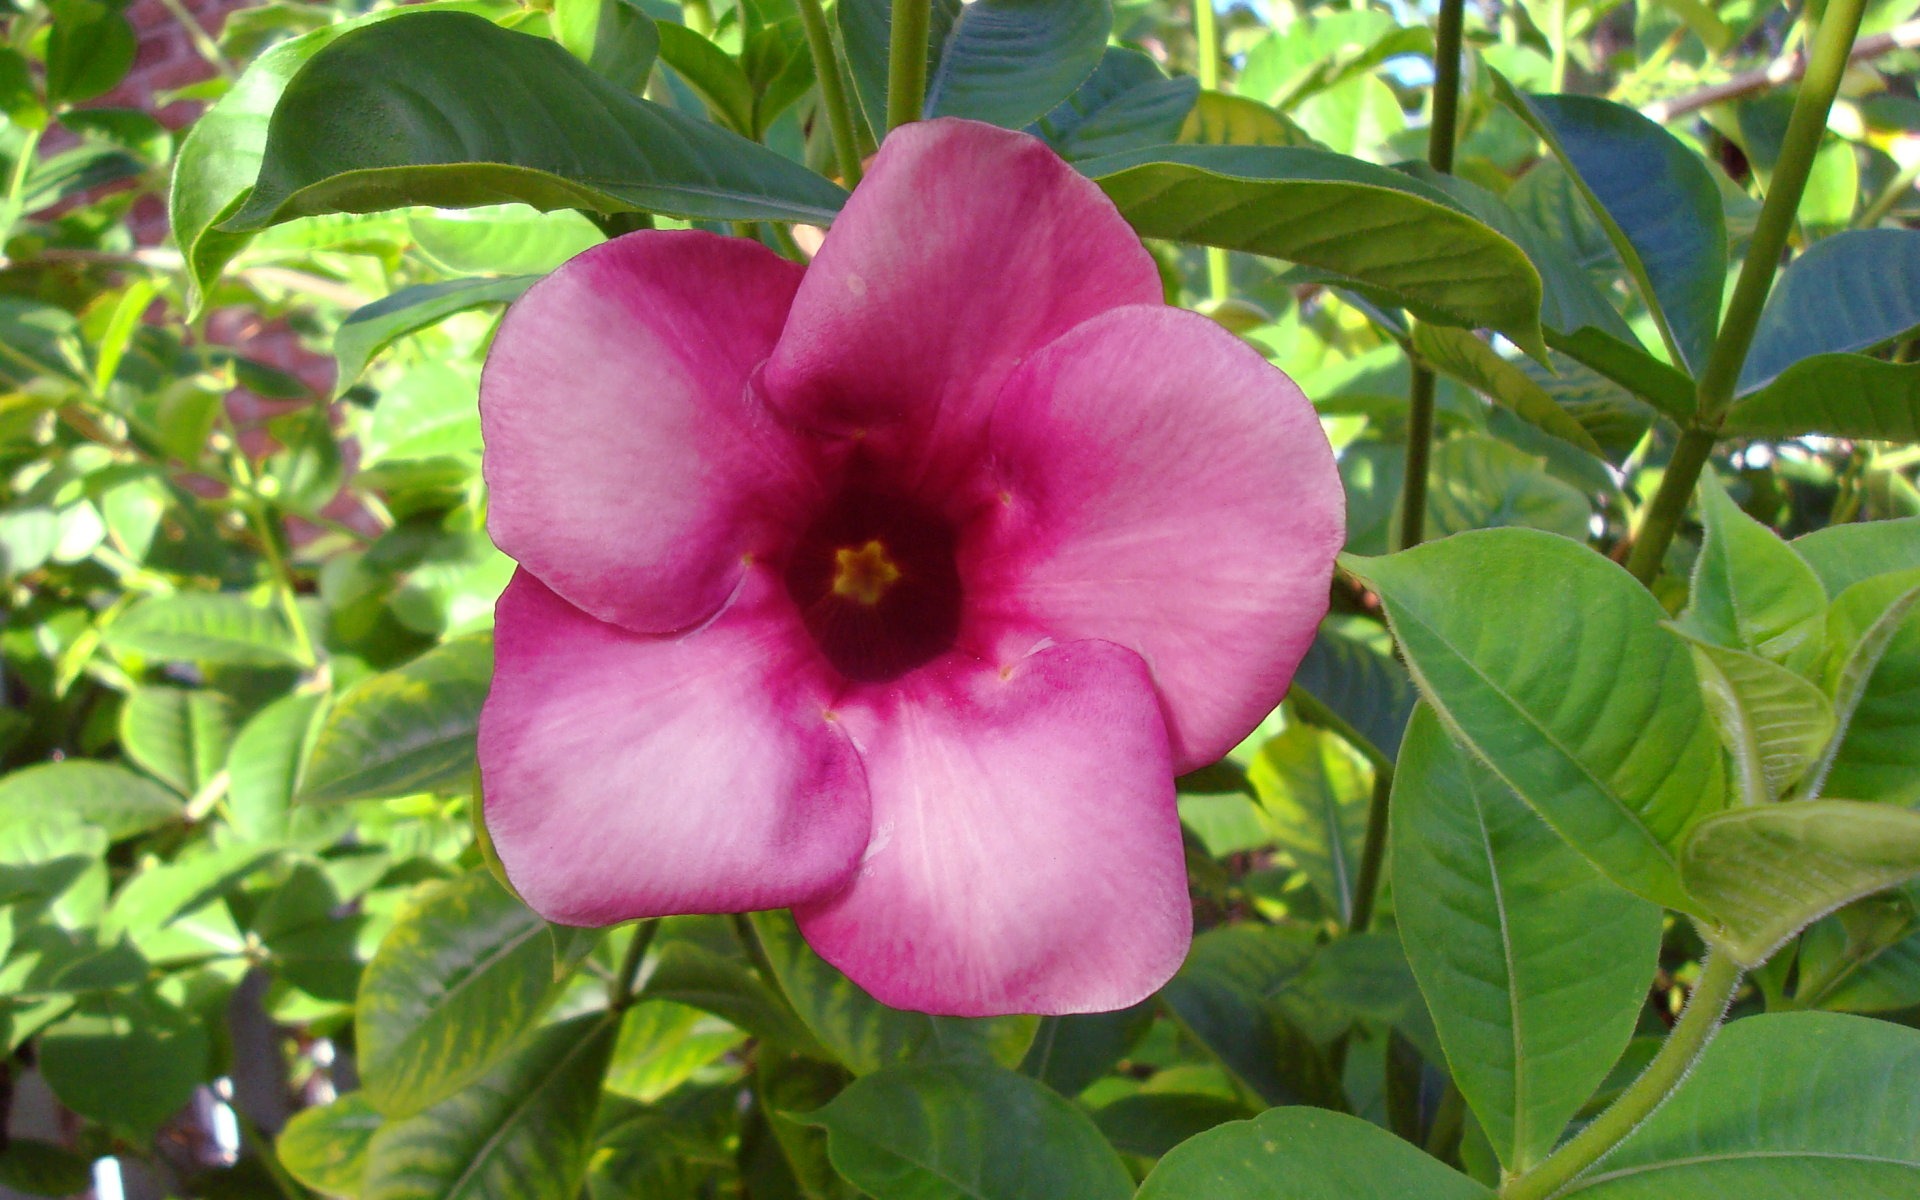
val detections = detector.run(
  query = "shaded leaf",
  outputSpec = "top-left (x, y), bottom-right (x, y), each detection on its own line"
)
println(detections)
top-left (0, 760), bottom-right (181, 841)
top-left (301, 634), bottom-right (492, 804)
top-left (278, 1092), bottom-right (382, 1197)
top-left (335, 276), bottom-right (536, 396)
top-left (1672, 633), bottom-right (1834, 804)
top-left (1740, 228), bottom-right (1920, 392)
top-left (1136, 1107), bottom-right (1494, 1199)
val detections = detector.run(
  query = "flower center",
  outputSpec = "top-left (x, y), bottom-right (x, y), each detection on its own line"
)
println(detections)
top-left (831, 539), bottom-right (903, 605)
top-left (783, 489), bottom-right (963, 683)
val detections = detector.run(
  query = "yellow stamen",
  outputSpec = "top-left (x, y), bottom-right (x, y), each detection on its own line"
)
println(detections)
top-left (831, 539), bottom-right (902, 605)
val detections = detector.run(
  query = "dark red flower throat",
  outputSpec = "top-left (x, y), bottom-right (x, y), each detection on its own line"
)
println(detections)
top-left (782, 484), bottom-right (964, 683)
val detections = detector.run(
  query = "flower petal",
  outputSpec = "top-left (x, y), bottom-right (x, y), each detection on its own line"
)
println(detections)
top-left (762, 118), bottom-right (1162, 484)
top-left (796, 641), bottom-right (1191, 1016)
top-left (974, 305), bottom-right (1344, 771)
top-left (481, 230), bottom-right (814, 634)
top-left (480, 568), bottom-right (869, 926)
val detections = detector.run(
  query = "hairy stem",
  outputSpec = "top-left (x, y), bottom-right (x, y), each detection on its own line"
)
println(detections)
top-left (1501, 952), bottom-right (1743, 1200)
top-left (1692, 0), bottom-right (1869, 419)
top-left (796, 0), bottom-right (865, 187)
top-left (1624, 425), bottom-right (1717, 585)
top-left (886, 0), bottom-right (931, 132)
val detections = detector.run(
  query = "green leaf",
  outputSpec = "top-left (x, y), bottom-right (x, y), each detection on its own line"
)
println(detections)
top-left (1678, 473), bottom-right (1828, 667)
top-left (1723, 356), bottom-right (1920, 442)
top-left (412, 205), bottom-right (602, 276)
top-left (840, 0), bottom-right (1111, 132)
top-left (0, 1139), bottom-right (94, 1198)
top-left (1031, 47), bottom-right (1197, 162)
top-left (226, 692), bottom-right (349, 846)
top-left (1549, 328), bottom-right (1695, 428)
top-left (1017, 1003), bottom-right (1154, 1097)
top-left (0, 760), bottom-right (181, 841)
top-left (656, 22), bottom-right (757, 134)
top-left (604, 999), bottom-right (744, 1102)
top-left (1344, 529), bottom-right (1726, 911)
top-left (104, 592), bottom-right (307, 668)
top-left (1247, 723), bottom-right (1370, 924)
top-left (117, 687), bottom-right (235, 796)
top-left (749, 911), bottom-right (1036, 1075)
top-left (103, 842), bottom-right (281, 943)
top-left (639, 938), bottom-right (825, 1053)
top-left (301, 634), bottom-right (492, 804)
top-left (1392, 707), bottom-right (1663, 1172)
top-left (1411, 325), bottom-right (1606, 455)
top-left (1082, 146), bottom-right (1547, 355)
top-left (1794, 517), bottom-right (1920, 597)
top-left (1492, 78), bottom-right (1725, 376)
top-left (1565, 1013), bottom-right (1920, 1197)
top-left (277, 1091), bottom-right (382, 1196)
top-left (1672, 634), bottom-right (1835, 805)
top-left (45, 0), bottom-right (135, 106)
top-left (1158, 925), bottom-right (1332, 1107)
top-left (38, 989), bottom-right (209, 1141)
top-left (360, 362), bottom-right (484, 466)
top-left (0, 810), bottom-right (107, 921)
top-left (335, 276), bottom-right (535, 396)
top-left (1683, 801), bottom-right (1920, 966)
top-left (804, 1062), bottom-right (1132, 1200)
top-left (553, 0), bottom-right (659, 91)
top-left (1093, 1093), bottom-right (1250, 1160)
top-left (228, 13), bottom-right (847, 231)
top-left (1291, 618), bottom-right (1415, 759)
top-left (357, 870), bottom-right (560, 1117)
top-left (1136, 1107), bottom-right (1494, 1199)
top-left (1424, 434), bottom-right (1595, 542)
top-left (1178, 90), bottom-right (1318, 148)
top-left (363, 1013), bottom-right (616, 1200)
top-left (1807, 569), bottom-right (1920, 804)
top-left (1740, 229), bottom-right (1920, 392)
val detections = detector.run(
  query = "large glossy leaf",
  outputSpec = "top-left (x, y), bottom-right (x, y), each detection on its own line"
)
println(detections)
top-left (804, 1062), bottom-right (1132, 1200)
top-left (1081, 145), bottom-right (1547, 354)
top-left (0, 761), bottom-right (181, 841)
top-left (1345, 529), bottom-right (1726, 911)
top-left (1136, 1107), bottom-right (1494, 1199)
top-left (1493, 78), bottom-right (1725, 376)
top-left (1724, 356), bottom-right (1920, 442)
top-left (839, 0), bottom-right (1110, 132)
top-left (301, 634), bottom-right (491, 804)
top-left (104, 592), bottom-right (306, 667)
top-left (1393, 707), bottom-right (1662, 1172)
top-left (1740, 229), bottom-right (1920, 392)
top-left (749, 911), bottom-right (1037, 1075)
top-left (357, 871), bottom-right (560, 1117)
top-left (1425, 435), bottom-right (1594, 542)
top-left (363, 1013), bottom-right (615, 1200)
top-left (228, 12), bottom-right (847, 232)
top-left (1673, 634), bottom-right (1834, 805)
top-left (553, 0), bottom-right (659, 92)
top-left (334, 276), bottom-right (535, 396)
top-left (655, 22), bottom-right (756, 134)
top-left (1030, 47), bottom-right (1197, 162)
top-left (1677, 472), bottom-right (1827, 667)
top-left (1683, 801), bottom-right (1920, 967)
top-left (278, 1092), bottom-right (382, 1197)
top-left (1564, 1013), bottom-right (1920, 1197)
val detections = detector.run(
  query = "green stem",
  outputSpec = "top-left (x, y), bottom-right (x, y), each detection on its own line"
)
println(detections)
top-left (608, 919), bottom-right (659, 1010)
top-left (795, 0), bottom-right (864, 187)
top-left (1394, 0), bottom-right (1464, 554)
top-left (1501, 952), bottom-right (1743, 1200)
top-left (1193, 0), bottom-right (1229, 302)
top-left (219, 422), bottom-right (319, 669)
top-left (0, 125), bottom-right (45, 262)
top-left (1348, 770), bottom-right (1393, 934)
top-left (1692, 0), bottom-right (1868, 419)
top-left (1624, 425), bottom-right (1717, 586)
top-left (1396, 365), bottom-right (1438, 551)
top-left (1857, 156), bottom-right (1920, 229)
top-left (885, 0), bottom-right (930, 132)
top-left (1549, 0), bottom-right (1569, 92)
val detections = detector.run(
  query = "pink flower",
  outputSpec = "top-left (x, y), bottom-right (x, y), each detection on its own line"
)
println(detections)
top-left (476, 118), bottom-right (1343, 1016)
